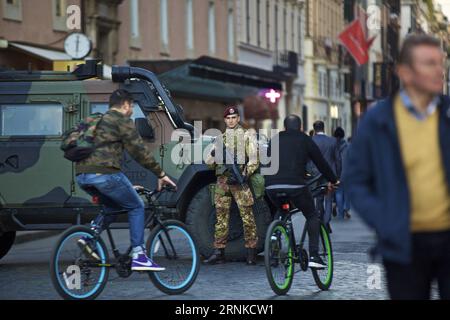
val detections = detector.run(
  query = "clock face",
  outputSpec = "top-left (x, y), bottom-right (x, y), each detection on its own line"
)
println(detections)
top-left (64, 33), bottom-right (91, 60)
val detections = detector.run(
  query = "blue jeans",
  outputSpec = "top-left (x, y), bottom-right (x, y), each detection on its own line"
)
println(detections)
top-left (335, 187), bottom-right (350, 219)
top-left (76, 173), bottom-right (145, 248)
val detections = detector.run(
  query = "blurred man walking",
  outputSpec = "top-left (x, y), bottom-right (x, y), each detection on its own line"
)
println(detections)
top-left (345, 35), bottom-right (450, 300)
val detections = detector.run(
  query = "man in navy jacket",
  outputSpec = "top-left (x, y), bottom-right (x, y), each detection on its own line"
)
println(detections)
top-left (311, 121), bottom-right (341, 228)
top-left (344, 34), bottom-right (450, 299)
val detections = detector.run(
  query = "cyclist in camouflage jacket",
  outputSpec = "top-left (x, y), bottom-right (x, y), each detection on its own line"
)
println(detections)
top-left (76, 89), bottom-right (176, 272)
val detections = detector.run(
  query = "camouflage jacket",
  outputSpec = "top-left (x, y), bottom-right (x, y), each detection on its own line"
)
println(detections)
top-left (75, 109), bottom-right (164, 177)
top-left (206, 124), bottom-right (259, 178)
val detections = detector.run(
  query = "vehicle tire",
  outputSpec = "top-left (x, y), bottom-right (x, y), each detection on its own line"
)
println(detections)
top-left (311, 224), bottom-right (333, 291)
top-left (264, 220), bottom-right (294, 295)
top-left (0, 231), bottom-right (15, 260)
top-left (50, 226), bottom-right (109, 300)
top-left (146, 220), bottom-right (200, 295)
top-left (185, 185), bottom-right (271, 260)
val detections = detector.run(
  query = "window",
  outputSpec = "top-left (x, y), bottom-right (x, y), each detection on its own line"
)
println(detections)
top-left (52, 0), bottom-right (67, 31)
top-left (318, 69), bottom-right (328, 98)
top-left (291, 11), bottom-right (294, 51)
top-left (298, 15), bottom-right (302, 56)
top-left (283, 3), bottom-right (288, 50)
top-left (55, 0), bottom-right (65, 17)
top-left (3, 0), bottom-right (22, 21)
top-left (318, 72), bottom-right (323, 97)
top-left (246, 0), bottom-right (250, 43)
top-left (186, 0), bottom-right (194, 53)
top-left (274, 2), bottom-right (278, 54)
top-left (323, 72), bottom-right (328, 97)
top-left (160, 0), bottom-right (169, 53)
top-left (208, 1), bottom-right (216, 55)
top-left (90, 103), bottom-right (145, 121)
top-left (266, 0), bottom-right (270, 50)
top-left (330, 73), bottom-right (337, 98)
top-left (227, 7), bottom-right (234, 59)
top-left (0, 104), bottom-right (63, 136)
top-left (283, 5), bottom-right (287, 50)
top-left (256, 0), bottom-right (261, 47)
top-left (130, 0), bottom-right (141, 48)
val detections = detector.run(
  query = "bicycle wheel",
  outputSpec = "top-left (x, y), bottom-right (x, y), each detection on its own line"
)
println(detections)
top-left (311, 224), bottom-right (333, 290)
top-left (50, 226), bottom-right (109, 300)
top-left (146, 220), bottom-right (200, 295)
top-left (264, 220), bottom-right (294, 295)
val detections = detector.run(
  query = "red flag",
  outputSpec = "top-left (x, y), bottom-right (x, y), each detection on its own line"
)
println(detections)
top-left (338, 19), bottom-right (374, 65)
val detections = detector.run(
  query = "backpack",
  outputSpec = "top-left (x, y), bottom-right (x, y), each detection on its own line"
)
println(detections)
top-left (60, 113), bottom-right (105, 162)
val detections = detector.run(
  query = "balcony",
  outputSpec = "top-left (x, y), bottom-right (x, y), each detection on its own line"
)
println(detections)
top-left (312, 36), bottom-right (342, 65)
top-left (273, 51), bottom-right (298, 77)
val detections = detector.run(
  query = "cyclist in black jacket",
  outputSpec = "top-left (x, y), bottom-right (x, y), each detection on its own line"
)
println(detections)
top-left (265, 115), bottom-right (339, 268)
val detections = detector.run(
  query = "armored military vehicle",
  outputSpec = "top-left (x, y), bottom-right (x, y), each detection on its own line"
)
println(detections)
top-left (0, 60), bottom-right (272, 261)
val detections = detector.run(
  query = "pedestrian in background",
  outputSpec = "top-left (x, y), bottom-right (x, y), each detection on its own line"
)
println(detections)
top-left (333, 127), bottom-right (351, 220)
top-left (345, 34), bottom-right (450, 300)
top-left (310, 121), bottom-right (341, 232)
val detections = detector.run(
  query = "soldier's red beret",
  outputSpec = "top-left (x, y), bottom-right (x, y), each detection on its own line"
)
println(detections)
top-left (223, 106), bottom-right (239, 118)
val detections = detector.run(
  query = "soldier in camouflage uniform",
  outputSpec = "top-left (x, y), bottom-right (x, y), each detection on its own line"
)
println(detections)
top-left (76, 89), bottom-right (176, 272)
top-left (204, 106), bottom-right (260, 265)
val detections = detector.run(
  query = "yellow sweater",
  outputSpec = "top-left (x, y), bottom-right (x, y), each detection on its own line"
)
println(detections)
top-left (395, 95), bottom-right (450, 233)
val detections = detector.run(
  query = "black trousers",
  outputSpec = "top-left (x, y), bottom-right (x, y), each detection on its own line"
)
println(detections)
top-left (266, 188), bottom-right (320, 255)
top-left (383, 230), bottom-right (450, 300)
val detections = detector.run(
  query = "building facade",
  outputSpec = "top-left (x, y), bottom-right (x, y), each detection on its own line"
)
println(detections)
top-left (343, 0), bottom-right (402, 135)
top-left (235, 0), bottom-right (306, 130)
top-left (303, 0), bottom-right (352, 136)
top-left (0, 0), bottom-right (378, 136)
top-left (0, 0), bottom-right (82, 70)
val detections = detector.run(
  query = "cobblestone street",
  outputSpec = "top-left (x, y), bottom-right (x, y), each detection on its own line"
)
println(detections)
top-left (0, 213), bottom-right (394, 300)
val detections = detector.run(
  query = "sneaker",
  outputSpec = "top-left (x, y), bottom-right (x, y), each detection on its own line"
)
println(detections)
top-left (309, 254), bottom-right (327, 269)
top-left (344, 211), bottom-right (352, 220)
top-left (131, 253), bottom-right (165, 271)
top-left (77, 237), bottom-right (100, 261)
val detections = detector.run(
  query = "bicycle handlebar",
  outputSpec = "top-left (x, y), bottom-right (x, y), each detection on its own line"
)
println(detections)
top-left (305, 173), bottom-right (323, 186)
top-left (136, 185), bottom-right (177, 197)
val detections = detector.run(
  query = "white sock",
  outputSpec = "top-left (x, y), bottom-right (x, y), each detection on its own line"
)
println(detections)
top-left (132, 246), bottom-right (145, 258)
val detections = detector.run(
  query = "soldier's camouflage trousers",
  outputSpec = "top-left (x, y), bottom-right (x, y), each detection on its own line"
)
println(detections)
top-left (213, 175), bottom-right (258, 249)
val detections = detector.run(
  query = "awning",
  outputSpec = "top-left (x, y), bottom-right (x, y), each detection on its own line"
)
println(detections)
top-left (9, 42), bottom-right (72, 61)
top-left (158, 63), bottom-right (259, 103)
top-left (7, 42), bottom-right (111, 79)
top-left (129, 56), bottom-right (287, 103)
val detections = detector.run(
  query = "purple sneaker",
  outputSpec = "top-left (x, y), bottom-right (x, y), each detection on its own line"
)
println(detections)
top-left (131, 253), bottom-right (165, 272)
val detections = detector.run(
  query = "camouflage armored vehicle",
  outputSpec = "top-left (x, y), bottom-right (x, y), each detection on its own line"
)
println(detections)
top-left (0, 60), bottom-right (272, 261)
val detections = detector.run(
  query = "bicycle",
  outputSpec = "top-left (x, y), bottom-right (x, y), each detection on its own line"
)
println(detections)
top-left (264, 175), bottom-right (334, 295)
top-left (50, 185), bottom-right (200, 300)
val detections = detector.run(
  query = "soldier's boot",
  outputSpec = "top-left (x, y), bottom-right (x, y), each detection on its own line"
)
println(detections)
top-left (203, 248), bottom-right (226, 265)
top-left (246, 248), bottom-right (257, 265)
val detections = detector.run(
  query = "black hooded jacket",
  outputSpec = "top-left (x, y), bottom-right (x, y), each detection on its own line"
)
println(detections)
top-left (265, 130), bottom-right (338, 186)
